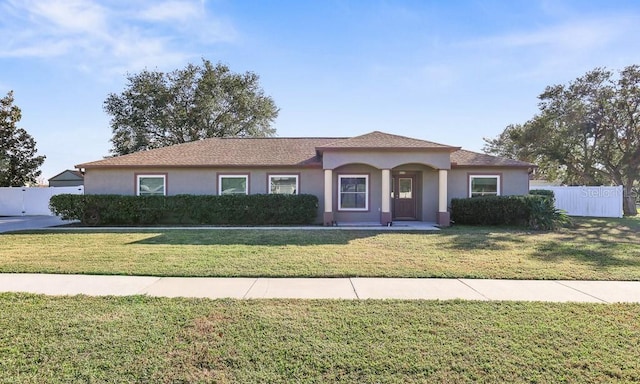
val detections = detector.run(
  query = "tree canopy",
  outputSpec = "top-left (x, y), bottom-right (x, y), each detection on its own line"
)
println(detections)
top-left (484, 65), bottom-right (640, 216)
top-left (0, 91), bottom-right (46, 187)
top-left (105, 59), bottom-right (279, 156)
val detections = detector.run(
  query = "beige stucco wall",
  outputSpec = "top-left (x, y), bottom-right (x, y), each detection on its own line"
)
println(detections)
top-left (448, 167), bottom-right (531, 203)
top-left (421, 168), bottom-right (439, 222)
top-left (84, 168), bottom-right (325, 195)
top-left (84, 167), bottom-right (326, 222)
top-left (83, 164), bottom-right (531, 225)
top-left (322, 150), bottom-right (451, 170)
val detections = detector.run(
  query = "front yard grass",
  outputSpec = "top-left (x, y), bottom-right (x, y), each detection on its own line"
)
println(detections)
top-left (1, 294), bottom-right (639, 383)
top-left (0, 216), bottom-right (638, 280)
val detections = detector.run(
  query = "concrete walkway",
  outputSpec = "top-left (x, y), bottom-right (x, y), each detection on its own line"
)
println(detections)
top-left (1, 274), bottom-right (639, 303)
top-left (0, 215), bottom-right (77, 233)
top-left (0, 216), bottom-right (440, 233)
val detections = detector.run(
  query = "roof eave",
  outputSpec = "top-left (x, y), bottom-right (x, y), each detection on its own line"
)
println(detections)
top-left (451, 163), bottom-right (537, 169)
top-left (316, 146), bottom-right (461, 153)
top-left (78, 163), bottom-right (324, 170)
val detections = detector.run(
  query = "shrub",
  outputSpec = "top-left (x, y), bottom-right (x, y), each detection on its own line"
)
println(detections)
top-left (528, 189), bottom-right (555, 205)
top-left (451, 194), bottom-right (570, 230)
top-left (527, 197), bottom-right (573, 230)
top-left (50, 194), bottom-right (319, 226)
top-left (528, 189), bottom-right (555, 198)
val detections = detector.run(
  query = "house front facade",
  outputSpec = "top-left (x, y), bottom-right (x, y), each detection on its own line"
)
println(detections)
top-left (76, 131), bottom-right (535, 226)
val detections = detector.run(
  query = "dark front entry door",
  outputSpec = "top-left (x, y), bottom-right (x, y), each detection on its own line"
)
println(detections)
top-left (393, 175), bottom-right (417, 220)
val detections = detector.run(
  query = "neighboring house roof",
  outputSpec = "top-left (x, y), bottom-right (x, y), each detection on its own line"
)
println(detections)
top-left (317, 131), bottom-right (458, 151)
top-left (451, 149), bottom-right (535, 168)
top-left (76, 131), bottom-right (535, 169)
top-left (48, 169), bottom-right (84, 181)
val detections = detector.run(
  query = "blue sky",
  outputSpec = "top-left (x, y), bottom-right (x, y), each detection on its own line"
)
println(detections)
top-left (2, 0), bottom-right (640, 181)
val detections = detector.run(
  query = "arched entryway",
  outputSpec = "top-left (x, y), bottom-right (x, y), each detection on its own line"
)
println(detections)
top-left (322, 156), bottom-right (451, 227)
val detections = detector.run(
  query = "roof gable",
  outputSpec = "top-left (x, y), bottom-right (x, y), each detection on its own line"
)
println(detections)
top-left (48, 169), bottom-right (84, 181)
top-left (317, 131), bottom-right (458, 151)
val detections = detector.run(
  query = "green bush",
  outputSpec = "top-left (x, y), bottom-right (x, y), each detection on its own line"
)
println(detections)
top-left (451, 194), bottom-right (570, 230)
top-left (50, 194), bottom-right (319, 226)
top-left (528, 189), bottom-right (555, 205)
top-left (528, 189), bottom-right (555, 198)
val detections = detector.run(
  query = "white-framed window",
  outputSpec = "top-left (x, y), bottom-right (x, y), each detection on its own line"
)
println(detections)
top-left (137, 174), bottom-right (166, 196)
top-left (269, 175), bottom-right (298, 195)
top-left (338, 174), bottom-right (368, 211)
top-left (218, 174), bottom-right (248, 195)
top-left (469, 175), bottom-right (501, 197)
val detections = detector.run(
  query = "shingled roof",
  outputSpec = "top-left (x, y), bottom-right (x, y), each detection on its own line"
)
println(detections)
top-left (451, 149), bottom-right (535, 168)
top-left (76, 132), bottom-right (535, 169)
top-left (317, 131), bottom-right (457, 151)
top-left (77, 137), bottom-right (341, 169)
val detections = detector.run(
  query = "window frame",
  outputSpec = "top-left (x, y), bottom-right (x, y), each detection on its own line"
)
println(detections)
top-left (268, 174), bottom-right (299, 195)
top-left (218, 174), bottom-right (249, 195)
top-left (135, 174), bottom-right (167, 196)
top-left (468, 174), bottom-right (501, 197)
top-left (338, 174), bottom-right (369, 211)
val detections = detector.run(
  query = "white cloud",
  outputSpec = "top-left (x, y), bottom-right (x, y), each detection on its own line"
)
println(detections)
top-left (26, 0), bottom-right (108, 34)
top-left (0, 39), bottom-right (71, 58)
top-left (455, 13), bottom-right (640, 83)
top-left (481, 17), bottom-right (630, 52)
top-left (0, 0), bottom-right (237, 75)
top-left (138, 1), bottom-right (200, 22)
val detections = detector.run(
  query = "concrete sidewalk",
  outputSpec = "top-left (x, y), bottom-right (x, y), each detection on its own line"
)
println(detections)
top-left (0, 216), bottom-right (77, 233)
top-left (1, 274), bottom-right (639, 303)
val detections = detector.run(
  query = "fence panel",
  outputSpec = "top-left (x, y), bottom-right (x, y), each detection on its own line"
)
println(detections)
top-left (0, 188), bottom-right (26, 216)
top-left (0, 186), bottom-right (84, 216)
top-left (530, 186), bottom-right (623, 218)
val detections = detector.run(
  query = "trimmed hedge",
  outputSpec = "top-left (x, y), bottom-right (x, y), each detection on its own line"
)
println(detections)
top-left (49, 194), bottom-right (319, 226)
top-left (451, 194), bottom-right (567, 230)
top-left (528, 189), bottom-right (555, 198)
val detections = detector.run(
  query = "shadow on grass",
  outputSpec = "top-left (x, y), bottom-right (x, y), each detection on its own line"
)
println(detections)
top-left (527, 217), bottom-right (640, 269)
top-left (531, 240), bottom-right (640, 268)
top-left (436, 224), bottom-right (529, 251)
top-left (442, 217), bottom-right (640, 270)
top-left (127, 229), bottom-right (388, 246)
top-left (568, 217), bottom-right (639, 243)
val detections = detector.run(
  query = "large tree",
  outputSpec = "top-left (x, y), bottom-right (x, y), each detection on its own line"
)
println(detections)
top-left (105, 59), bottom-right (279, 156)
top-left (484, 66), bottom-right (640, 216)
top-left (0, 91), bottom-right (46, 187)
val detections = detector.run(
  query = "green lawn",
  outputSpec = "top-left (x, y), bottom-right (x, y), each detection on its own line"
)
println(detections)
top-left (1, 294), bottom-right (639, 383)
top-left (2, 219), bottom-right (638, 382)
top-left (1, 217), bottom-right (638, 280)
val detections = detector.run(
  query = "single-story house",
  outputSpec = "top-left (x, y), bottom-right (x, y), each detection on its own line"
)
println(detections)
top-left (48, 169), bottom-right (84, 187)
top-left (75, 131), bottom-right (535, 226)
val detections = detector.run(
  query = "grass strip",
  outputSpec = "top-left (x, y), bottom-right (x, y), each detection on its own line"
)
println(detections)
top-left (1, 294), bottom-right (639, 383)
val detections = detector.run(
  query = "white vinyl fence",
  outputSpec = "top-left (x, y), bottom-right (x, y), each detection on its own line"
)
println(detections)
top-left (530, 186), bottom-right (623, 218)
top-left (0, 186), bottom-right (84, 216)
